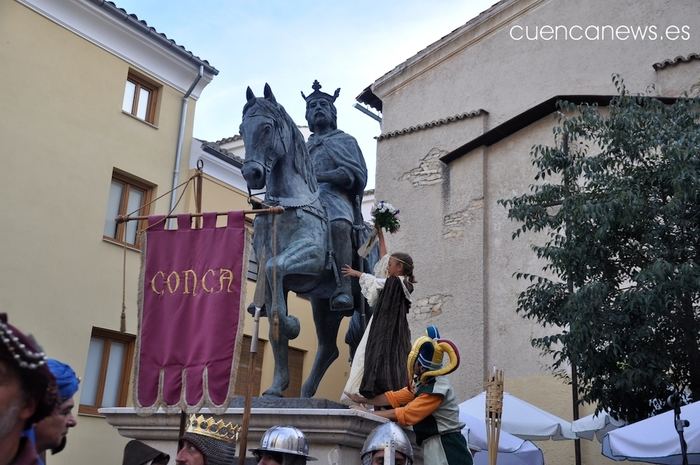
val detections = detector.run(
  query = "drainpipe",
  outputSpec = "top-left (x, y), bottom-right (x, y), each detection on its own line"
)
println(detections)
top-left (353, 103), bottom-right (382, 123)
top-left (169, 65), bottom-right (204, 223)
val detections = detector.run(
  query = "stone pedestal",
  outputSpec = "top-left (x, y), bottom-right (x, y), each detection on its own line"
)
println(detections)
top-left (101, 403), bottom-right (423, 465)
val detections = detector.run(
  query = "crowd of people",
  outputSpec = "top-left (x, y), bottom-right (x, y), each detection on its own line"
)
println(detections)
top-left (171, 416), bottom-right (416, 465)
top-left (0, 314), bottom-right (79, 465)
top-left (1, 260), bottom-right (471, 465)
top-left (2, 311), bottom-right (470, 465)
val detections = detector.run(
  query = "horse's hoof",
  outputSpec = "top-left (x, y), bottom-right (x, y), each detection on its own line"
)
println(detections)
top-left (331, 293), bottom-right (353, 311)
top-left (285, 315), bottom-right (300, 339)
top-left (262, 388), bottom-right (283, 398)
top-left (247, 303), bottom-right (267, 317)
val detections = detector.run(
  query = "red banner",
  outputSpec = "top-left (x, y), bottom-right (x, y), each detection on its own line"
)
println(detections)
top-left (134, 212), bottom-right (247, 413)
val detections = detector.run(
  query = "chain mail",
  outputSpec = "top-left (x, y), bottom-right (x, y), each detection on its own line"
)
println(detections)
top-left (183, 432), bottom-right (236, 465)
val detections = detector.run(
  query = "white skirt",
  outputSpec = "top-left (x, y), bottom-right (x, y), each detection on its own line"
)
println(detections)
top-left (340, 315), bottom-right (374, 405)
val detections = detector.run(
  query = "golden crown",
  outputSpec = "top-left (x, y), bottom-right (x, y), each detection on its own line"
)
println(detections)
top-left (185, 414), bottom-right (241, 443)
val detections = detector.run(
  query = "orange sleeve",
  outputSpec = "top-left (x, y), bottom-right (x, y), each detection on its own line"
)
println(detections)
top-left (393, 393), bottom-right (443, 426)
top-left (385, 387), bottom-right (415, 408)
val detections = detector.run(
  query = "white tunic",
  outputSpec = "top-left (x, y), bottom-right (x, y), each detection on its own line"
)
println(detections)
top-left (341, 255), bottom-right (412, 404)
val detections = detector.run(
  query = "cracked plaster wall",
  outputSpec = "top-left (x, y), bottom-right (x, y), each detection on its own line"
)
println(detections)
top-left (372, 5), bottom-right (697, 464)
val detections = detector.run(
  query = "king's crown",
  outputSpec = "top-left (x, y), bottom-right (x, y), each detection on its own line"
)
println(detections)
top-left (186, 414), bottom-right (241, 443)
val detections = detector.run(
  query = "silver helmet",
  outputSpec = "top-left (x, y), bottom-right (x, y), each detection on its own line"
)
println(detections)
top-left (251, 425), bottom-right (317, 464)
top-left (361, 422), bottom-right (413, 465)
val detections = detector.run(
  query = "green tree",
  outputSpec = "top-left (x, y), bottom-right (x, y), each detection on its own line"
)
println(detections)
top-left (499, 77), bottom-right (700, 422)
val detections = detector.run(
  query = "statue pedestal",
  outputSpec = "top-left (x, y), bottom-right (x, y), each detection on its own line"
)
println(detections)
top-left (101, 404), bottom-right (423, 465)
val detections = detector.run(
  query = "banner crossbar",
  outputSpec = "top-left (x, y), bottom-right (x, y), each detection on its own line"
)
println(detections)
top-left (116, 207), bottom-right (284, 224)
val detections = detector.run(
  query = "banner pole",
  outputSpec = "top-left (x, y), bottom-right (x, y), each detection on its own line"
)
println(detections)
top-left (239, 305), bottom-right (262, 465)
top-left (194, 162), bottom-right (203, 228)
top-left (177, 410), bottom-right (187, 453)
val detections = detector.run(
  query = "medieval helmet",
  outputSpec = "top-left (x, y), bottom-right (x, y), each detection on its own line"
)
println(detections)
top-left (251, 425), bottom-right (317, 464)
top-left (406, 326), bottom-right (460, 384)
top-left (181, 414), bottom-right (240, 465)
top-left (360, 422), bottom-right (414, 465)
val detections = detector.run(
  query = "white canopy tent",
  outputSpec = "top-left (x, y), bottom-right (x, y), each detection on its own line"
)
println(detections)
top-left (460, 410), bottom-right (545, 465)
top-left (459, 392), bottom-right (577, 440)
top-left (572, 410), bottom-right (626, 441)
top-left (602, 401), bottom-right (700, 464)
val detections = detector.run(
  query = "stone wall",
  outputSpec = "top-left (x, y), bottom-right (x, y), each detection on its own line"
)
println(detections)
top-left (369, 0), bottom-right (699, 462)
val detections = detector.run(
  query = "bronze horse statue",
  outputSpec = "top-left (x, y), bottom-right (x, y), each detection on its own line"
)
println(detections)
top-left (240, 84), bottom-right (373, 397)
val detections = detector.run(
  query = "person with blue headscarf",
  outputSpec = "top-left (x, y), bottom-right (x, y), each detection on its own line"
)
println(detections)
top-left (33, 358), bottom-right (80, 459)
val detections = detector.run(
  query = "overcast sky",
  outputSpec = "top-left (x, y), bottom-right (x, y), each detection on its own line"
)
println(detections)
top-left (115, 0), bottom-right (498, 188)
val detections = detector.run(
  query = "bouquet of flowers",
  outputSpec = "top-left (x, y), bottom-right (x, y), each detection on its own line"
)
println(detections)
top-left (371, 200), bottom-right (400, 233)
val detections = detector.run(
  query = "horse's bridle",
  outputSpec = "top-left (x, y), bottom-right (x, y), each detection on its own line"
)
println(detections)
top-left (241, 111), bottom-right (289, 176)
top-left (242, 108), bottom-right (291, 204)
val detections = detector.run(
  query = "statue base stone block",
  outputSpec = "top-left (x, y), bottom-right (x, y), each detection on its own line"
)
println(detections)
top-left (101, 398), bottom-right (423, 465)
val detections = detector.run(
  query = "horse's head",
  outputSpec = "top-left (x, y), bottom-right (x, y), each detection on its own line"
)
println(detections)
top-left (240, 84), bottom-right (317, 198)
top-left (240, 84), bottom-right (289, 190)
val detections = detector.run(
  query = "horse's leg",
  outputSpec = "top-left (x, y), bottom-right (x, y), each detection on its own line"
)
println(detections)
top-left (264, 237), bottom-right (326, 398)
top-left (263, 323), bottom-right (290, 397)
top-left (301, 297), bottom-right (343, 398)
top-left (261, 254), bottom-right (293, 397)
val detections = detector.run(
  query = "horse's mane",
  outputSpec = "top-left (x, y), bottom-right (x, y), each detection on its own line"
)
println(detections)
top-left (243, 98), bottom-right (318, 191)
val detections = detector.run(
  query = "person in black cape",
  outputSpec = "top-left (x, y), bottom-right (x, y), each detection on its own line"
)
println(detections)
top-left (341, 231), bottom-right (416, 401)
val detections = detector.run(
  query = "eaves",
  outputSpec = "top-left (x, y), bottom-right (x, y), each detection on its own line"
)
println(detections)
top-left (441, 94), bottom-right (678, 164)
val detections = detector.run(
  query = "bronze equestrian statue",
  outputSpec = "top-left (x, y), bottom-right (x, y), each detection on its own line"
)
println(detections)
top-left (240, 83), bottom-right (370, 397)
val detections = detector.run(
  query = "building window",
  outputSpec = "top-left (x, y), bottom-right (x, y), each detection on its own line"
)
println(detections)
top-left (247, 248), bottom-right (259, 281)
top-left (79, 327), bottom-right (135, 415)
top-left (103, 170), bottom-right (154, 248)
top-left (122, 71), bottom-right (159, 124)
top-left (233, 335), bottom-right (266, 396)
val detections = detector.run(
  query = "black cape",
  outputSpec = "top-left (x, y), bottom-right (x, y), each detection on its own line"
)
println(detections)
top-left (360, 276), bottom-right (412, 398)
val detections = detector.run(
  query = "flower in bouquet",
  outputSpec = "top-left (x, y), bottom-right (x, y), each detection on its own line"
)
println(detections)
top-left (371, 200), bottom-right (400, 233)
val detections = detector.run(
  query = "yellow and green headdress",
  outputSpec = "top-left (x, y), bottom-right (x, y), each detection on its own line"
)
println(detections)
top-left (407, 325), bottom-right (460, 383)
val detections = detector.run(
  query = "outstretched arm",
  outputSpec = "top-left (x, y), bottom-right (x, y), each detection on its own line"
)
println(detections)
top-left (366, 408), bottom-right (398, 421)
top-left (341, 264), bottom-right (362, 278)
top-left (344, 391), bottom-right (390, 407)
top-left (350, 391), bottom-right (443, 426)
top-left (377, 227), bottom-right (387, 258)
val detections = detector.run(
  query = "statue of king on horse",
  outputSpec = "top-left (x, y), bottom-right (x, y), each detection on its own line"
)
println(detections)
top-left (240, 82), bottom-right (371, 397)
